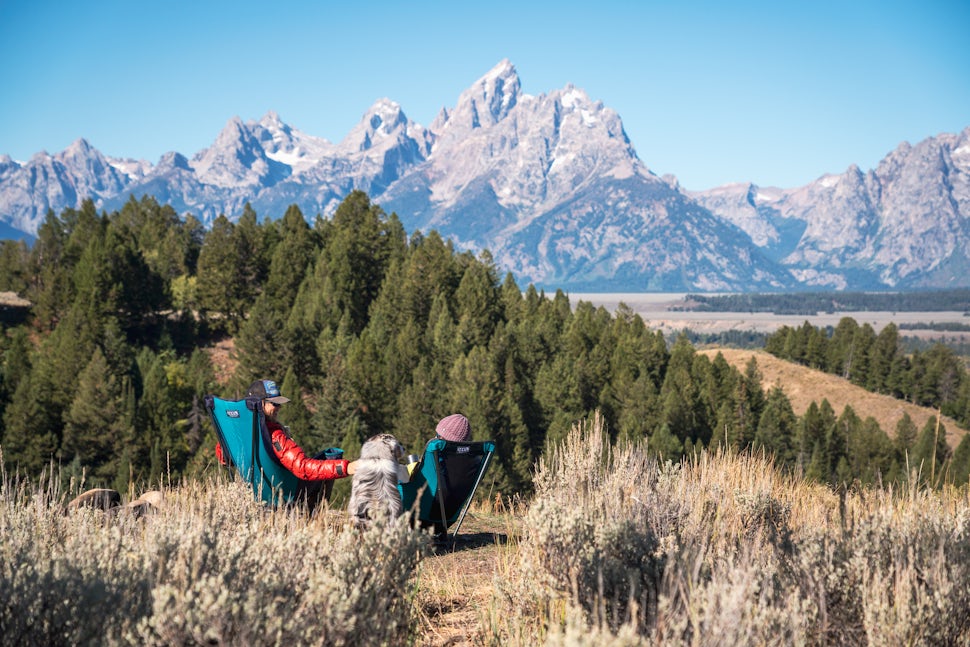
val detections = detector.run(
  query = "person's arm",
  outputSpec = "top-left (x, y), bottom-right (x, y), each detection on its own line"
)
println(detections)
top-left (215, 441), bottom-right (228, 465)
top-left (271, 428), bottom-right (350, 480)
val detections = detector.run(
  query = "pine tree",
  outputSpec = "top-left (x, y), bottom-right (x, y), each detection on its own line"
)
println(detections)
top-left (196, 215), bottom-right (243, 331)
top-left (753, 385), bottom-right (797, 465)
top-left (804, 442), bottom-right (828, 483)
top-left (454, 253), bottom-right (501, 352)
top-left (867, 323), bottom-right (900, 393)
top-left (847, 324), bottom-right (876, 387)
top-left (62, 348), bottom-right (131, 485)
top-left (232, 297), bottom-right (289, 388)
top-left (848, 416), bottom-right (894, 485)
top-left (827, 405), bottom-right (860, 486)
top-left (0, 326), bottom-right (32, 424)
top-left (313, 191), bottom-right (400, 336)
top-left (394, 359), bottom-right (443, 453)
top-left (1, 371), bottom-right (59, 475)
top-left (344, 327), bottom-right (394, 434)
top-left (659, 335), bottom-right (706, 446)
top-left (534, 354), bottom-right (583, 452)
top-left (234, 205), bottom-right (318, 384)
top-left (794, 402), bottom-right (827, 472)
top-left (648, 422), bottom-right (683, 461)
top-left (184, 349), bottom-right (216, 457)
top-left (2, 299), bottom-right (101, 475)
top-left (911, 416), bottom-right (950, 486)
top-left (0, 239), bottom-right (30, 294)
top-left (311, 329), bottom-right (363, 450)
top-left (804, 324), bottom-right (827, 369)
top-left (738, 357), bottom-right (766, 447)
top-left (827, 317), bottom-right (860, 379)
top-left (893, 413), bottom-right (919, 472)
top-left (232, 203), bottom-right (270, 296)
top-left (388, 230), bottom-right (462, 331)
top-left (446, 344), bottom-right (518, 492)
top-left (948, 435), bottom-right (970, 486)
top-left (135, 350), bottom-right (182, 484)
top-left (28, 210), bottom-right (72, 330)
top-left (614, 372), bottom-right (662, 443)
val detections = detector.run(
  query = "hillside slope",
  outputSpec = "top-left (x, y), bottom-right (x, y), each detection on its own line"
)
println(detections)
top-left (700, 348), bottom-right (966, 448)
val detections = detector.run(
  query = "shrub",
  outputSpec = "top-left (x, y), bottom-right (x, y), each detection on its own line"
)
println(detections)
top-left (498, 414), bottom-right (970, 646)
top-left (0, 471), bottom-right (429, 646)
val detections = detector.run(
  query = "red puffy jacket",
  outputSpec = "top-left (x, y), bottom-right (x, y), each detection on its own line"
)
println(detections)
top-left (216, 419), bottom-right (349, 481)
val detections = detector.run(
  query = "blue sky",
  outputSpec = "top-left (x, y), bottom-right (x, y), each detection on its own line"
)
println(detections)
top-left (1, 0), bottom-right (967, 190)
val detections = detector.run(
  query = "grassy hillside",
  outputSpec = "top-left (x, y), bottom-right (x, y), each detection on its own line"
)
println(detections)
top-left (699, 348), bottom-right (967, 448)
top-left (5, 417), bottom-right (970, 646)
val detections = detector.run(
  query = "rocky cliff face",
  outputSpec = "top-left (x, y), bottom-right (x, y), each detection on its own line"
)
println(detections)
top-left (2, 60), bottom-right (967, 291)
top-left (689, 128), bottom-right (970, 289)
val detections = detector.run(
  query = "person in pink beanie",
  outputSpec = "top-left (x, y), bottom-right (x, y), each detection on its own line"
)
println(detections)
top-left (435, 413), bottom-right (471, 442)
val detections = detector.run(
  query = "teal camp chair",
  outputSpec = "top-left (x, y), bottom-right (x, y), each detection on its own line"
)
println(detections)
top-left (399, 438), bottom-right (495, 540)
top-left (204, 394), bottom-right (339, 508)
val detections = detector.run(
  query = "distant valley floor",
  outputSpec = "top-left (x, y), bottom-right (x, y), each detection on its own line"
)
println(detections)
top-left (568, 293), bottom-right (970, 340)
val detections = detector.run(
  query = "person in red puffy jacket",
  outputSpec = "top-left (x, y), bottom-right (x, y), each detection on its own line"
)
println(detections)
top-left (216, 379), bottom-right (358, 480)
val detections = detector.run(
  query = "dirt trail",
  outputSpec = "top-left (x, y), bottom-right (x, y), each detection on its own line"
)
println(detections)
top-left (415, 512), bottom-right (517, 646)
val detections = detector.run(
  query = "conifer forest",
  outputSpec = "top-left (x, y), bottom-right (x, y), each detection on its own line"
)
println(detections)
top-left (1, 191), bottom-right (969, 495)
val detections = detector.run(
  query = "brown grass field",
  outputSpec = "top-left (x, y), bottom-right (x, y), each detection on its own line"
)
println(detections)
top-left (698, 348), bottom-right (967, 448)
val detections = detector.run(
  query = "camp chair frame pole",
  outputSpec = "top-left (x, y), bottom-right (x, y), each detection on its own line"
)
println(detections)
top-left (451, 449), bottom-right (493, 537)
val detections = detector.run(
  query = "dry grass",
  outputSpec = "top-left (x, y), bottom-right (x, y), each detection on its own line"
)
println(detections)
top-left (484, 415), bottom-right (970, 645)
top-left (411, 497), bottom-right (524, 647)
top-left (699, 348), bottom-right (967, 448)
top-left (0, 469), bottom-right (430, 646)
top-left (6, 415), bottom-right (970, 646)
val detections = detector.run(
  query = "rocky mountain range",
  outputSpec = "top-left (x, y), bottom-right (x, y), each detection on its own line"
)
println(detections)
top-left (2, 59), bottom-right (968, 292)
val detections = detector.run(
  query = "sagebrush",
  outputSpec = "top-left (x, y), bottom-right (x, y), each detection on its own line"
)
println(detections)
top-left (0, 470), bottom-right (429, 647)
top-left (491, 414), bottom-right (970, 646)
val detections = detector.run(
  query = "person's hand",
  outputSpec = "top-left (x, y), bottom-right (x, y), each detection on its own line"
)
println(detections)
top-left (346, 460), bottom-right (358, 475)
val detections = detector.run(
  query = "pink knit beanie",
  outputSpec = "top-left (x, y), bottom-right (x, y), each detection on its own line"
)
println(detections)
top-left (435, 414), bottom-right (471, 442)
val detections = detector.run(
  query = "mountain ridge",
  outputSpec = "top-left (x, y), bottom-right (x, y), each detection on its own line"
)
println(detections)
top-left (2, 60), bottom-right (968, 292)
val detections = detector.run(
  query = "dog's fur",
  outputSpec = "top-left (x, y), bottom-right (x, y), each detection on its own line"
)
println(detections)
top-left (348, 433), bottom-right (405, 528)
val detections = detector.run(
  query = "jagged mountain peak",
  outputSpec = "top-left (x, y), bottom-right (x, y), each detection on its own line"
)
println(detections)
top-left (430, 106), bottom-right (450, 132)
top-left (209, 116), bottom-right (249, 147)
top-left (156, 151), bottom-right (191, 171)
top-left (1, 61), bottom-right (967, 292)
top-left (254, 110), bottom-right (296, 141)
top-left (363, 98), bottom-right (408, 134)
top-left (443, 59), bottom-right (522, 133)
top-left (337, 98), bottom-right (417, 154)
top-left (483, 58), bottom-right (516, 82)
top-left (250, 111), bottom-right (331, 173)
top-left (414, 61), bottom-right (654, 225)
top-left (190, 115), bottom-right (277, 188)
top-left (258, 110), bottom-right (285, 129)
top-left (61, 138), bottom-right (97, 158)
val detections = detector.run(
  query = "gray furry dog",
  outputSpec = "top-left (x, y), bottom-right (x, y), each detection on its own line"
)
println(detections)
top-left (348, 433), bottom-right (405, 527)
